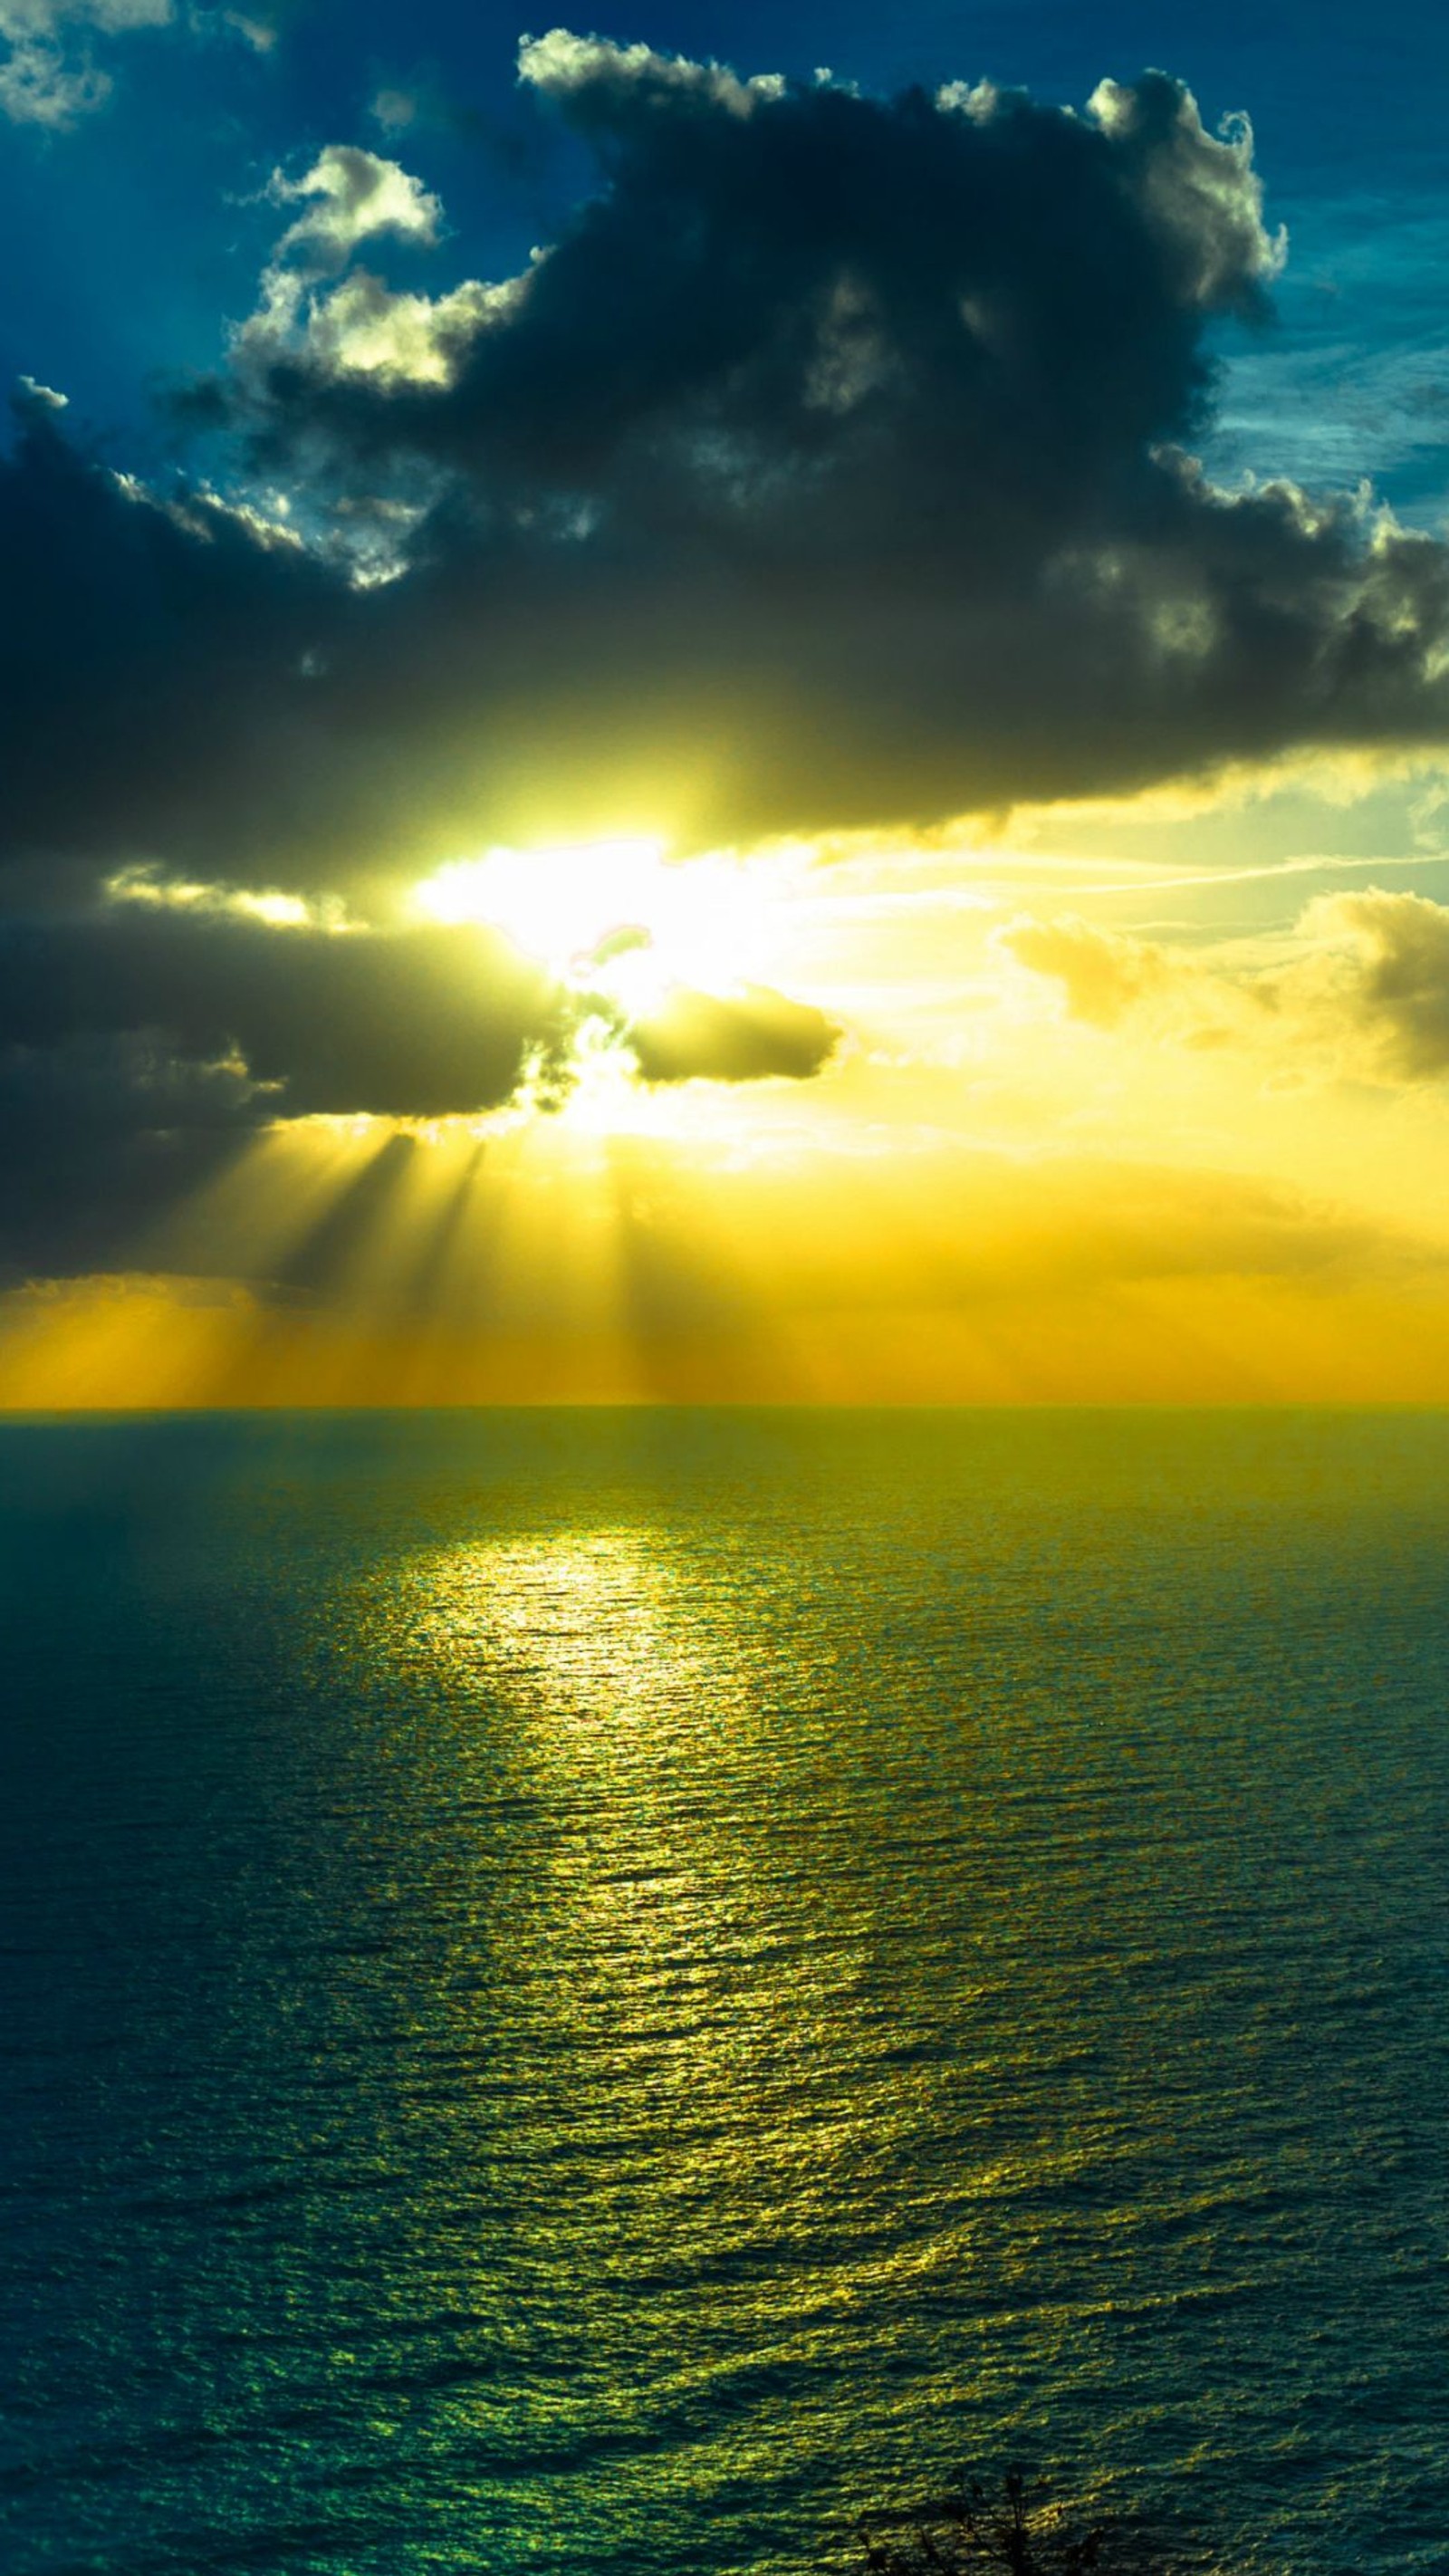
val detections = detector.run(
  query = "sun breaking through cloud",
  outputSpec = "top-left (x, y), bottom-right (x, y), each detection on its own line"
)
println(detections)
top-left (5, 22), bottom-right (1449, 1399)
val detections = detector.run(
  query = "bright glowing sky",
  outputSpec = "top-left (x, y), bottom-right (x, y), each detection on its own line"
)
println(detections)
top-left (4, 2), bottom-right (1449, 1404)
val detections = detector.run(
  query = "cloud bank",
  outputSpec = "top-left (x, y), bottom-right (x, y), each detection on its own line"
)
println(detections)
top-left (8, 36), bottom-right (1449, 904)
top-left (6, 32), bottom-right (1449, 1277)
top-left (1004, 884), bottom-right (1449, 1086)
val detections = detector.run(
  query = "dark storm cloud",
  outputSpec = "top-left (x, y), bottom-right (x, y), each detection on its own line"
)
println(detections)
top-left (7, 40), bottom-right (1449, 904)
top-left (0, 894), bottom-right (840, 1113)
top-left (182, 35), bottom-right (1449, 838)
top-left (627, 982), bottom-right (840, 1084)
top-left (0, 905), bottom-right (564, 1116)
top-left (0, 400), bottom-right (358, 896)
top-left (0, 1034), bottom-right (256, 1280)
top-left (0, 900), bottom-right (573, 1271)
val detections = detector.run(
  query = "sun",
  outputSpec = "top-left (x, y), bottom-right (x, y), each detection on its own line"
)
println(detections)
top-left (410, 837), bottom-right (774, 1003)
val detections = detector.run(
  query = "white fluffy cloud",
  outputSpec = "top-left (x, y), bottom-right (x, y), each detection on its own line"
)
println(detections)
top-left (247, 268), bottom-right (513, 390)
top-left (266, 144), bottom-right (444, 274)
top-left (998, 916), bottom-right (1179, 1028)
top-left (517, 26), bottom-right (784, 120)
top-left (0, 0), bottom-right (266, 124)
top-left (235, 146), bottom-right (523, 394)
top-left (1086, 77), bottom-right (1286, 307)
top-left (1004, 885), bottom-right (1449, 1088)
top-left (0, 0), bottom-right (169, 123)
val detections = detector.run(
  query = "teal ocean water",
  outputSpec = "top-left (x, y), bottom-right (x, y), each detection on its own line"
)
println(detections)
top-left (2, 1409), bottom-right (1446, 2575)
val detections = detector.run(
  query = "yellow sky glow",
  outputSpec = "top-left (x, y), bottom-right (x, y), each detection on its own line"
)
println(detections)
top-left (8, 765), bottom-right (1449, 1408)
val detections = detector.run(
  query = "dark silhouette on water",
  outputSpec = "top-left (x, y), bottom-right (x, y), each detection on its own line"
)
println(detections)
top-left (858, 2468), bottom-right (1105, 2574)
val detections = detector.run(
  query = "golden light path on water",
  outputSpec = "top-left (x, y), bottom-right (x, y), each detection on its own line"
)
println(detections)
top-left (397, 1526), bottom-right (857, 2126)
top-left (263, 1414), bottom-right (1441, 2576)
top-left (5, 1409), bottom-right (1449, 2571)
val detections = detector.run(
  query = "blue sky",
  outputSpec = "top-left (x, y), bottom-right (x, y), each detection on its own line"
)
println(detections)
top-left (3, 0), bottom-right (1447, 517)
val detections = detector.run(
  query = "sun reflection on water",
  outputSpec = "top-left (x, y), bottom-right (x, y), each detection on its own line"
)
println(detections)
top-left (10, 1414), bottom-right (1447, 2571)
top-left (386, 1523), bottom-right (878, 2155)
top-left (407, 1527), bottom-right (740, 1725)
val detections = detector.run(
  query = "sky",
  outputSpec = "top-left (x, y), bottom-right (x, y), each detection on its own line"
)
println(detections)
top-left (4, 0), bottom-right (1449, 1405)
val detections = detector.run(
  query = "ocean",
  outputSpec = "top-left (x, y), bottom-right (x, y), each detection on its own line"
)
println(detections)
top-left (2, 1408), bottom-right (1446, 2575)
